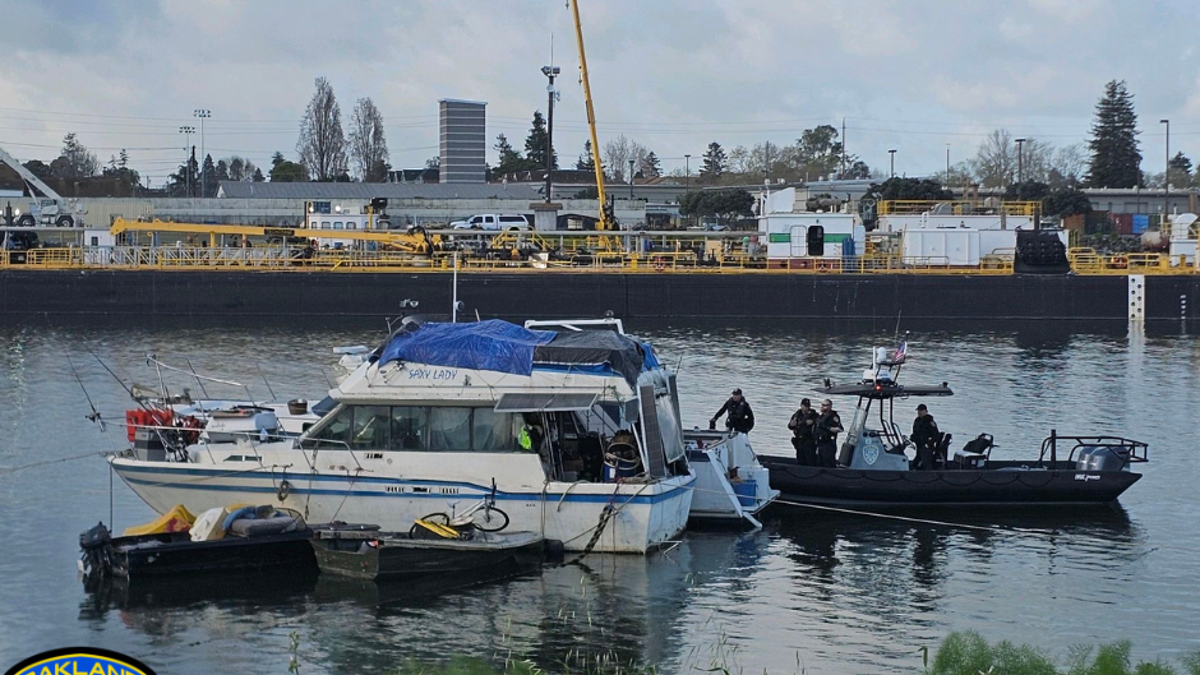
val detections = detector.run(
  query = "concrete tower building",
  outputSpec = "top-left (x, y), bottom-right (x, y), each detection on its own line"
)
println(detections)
top-left (439, 99), bottom-right (486, 184)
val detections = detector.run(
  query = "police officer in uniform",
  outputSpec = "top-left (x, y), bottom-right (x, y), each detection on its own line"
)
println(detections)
top-left (788, 398), bottom-right (819, 465)
top-left (710, 388), bottom-right (755, 434)
top-left (911, 403), bottom-right (940, 470)
top-left (815, 399), bottom-right (843, 468)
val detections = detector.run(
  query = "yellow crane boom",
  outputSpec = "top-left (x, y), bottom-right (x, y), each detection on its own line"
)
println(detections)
top-left (110, 218), bottom-right (440, 254)
top-left (570, 0), bottom-right (615, 232)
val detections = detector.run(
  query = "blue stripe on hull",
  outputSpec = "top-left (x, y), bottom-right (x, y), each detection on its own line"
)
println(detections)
top-left (114, 466), bottom-right (693, 505)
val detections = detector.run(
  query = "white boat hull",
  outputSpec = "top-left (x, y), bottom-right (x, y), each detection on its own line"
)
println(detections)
top-left (110, 454), bottom-right (694, 554)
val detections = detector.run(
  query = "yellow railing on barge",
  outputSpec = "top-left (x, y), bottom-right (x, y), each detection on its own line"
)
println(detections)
top-left (2, 244), bottom-right (1196, 275)
top-left (1, 245), bottom-right (1019, 275)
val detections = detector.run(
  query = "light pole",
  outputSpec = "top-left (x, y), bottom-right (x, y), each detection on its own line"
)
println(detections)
top-left (684, 154), bottom-right (691, 192)
top-left (541, 65), bottom-right (560, 204)
top-left (1161, 119), bottom-right (1170, 216)
top-left (194, 109), bottom-right (211, 196)
top-left (888, 149), bottom-right (896, 178)
top-left (945, 144), bottom-right (951, 177)
top-left (178, 126), bottom-right (195, 197)
top-left (1014, 138), bottom-right (1026, 185)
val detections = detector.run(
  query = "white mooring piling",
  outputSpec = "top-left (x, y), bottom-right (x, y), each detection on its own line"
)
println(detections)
top-left (1128, 274), bottom-right (1145, 323)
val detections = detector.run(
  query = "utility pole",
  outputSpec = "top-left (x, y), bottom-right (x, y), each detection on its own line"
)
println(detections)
top-left (888, 149), bottom-right (896, 178)
top-left (684, 154), bottom-right (691, 192)
top-left (1014, 137), bottom-right (1026, 185)
top-left (178, 126), bottom-right (195, 197)
top-left (194, 110), bottom-right (210, 197)
top-left (541, 65), bottom-right (560, 204)
top-left (628, 159), bottom-right (635, 200)
top-left (945, 144), bottom-right (951, 177)
top-left (840, 117), bottom-right (846, 179)
top-left (1161, 119), bottom-right (1170, 216)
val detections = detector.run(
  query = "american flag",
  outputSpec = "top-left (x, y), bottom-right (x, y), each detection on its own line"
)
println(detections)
top-left (892, 341), bottom-right (908, 364)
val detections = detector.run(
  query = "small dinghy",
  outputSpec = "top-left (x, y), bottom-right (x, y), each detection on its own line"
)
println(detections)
top-left (79, 505), bottom-right (318, 582)
top-left (310, 519), bottom-right (546, 582)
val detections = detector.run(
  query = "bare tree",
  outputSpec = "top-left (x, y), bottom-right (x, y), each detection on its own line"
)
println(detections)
top-left (349, 97), bottom-right (389, 182)
top-left (971, 129), bottom-right (1015, 188)
top-left (1018, 138), bottom-right (1055, 183)
top-left (727, 145), bottom-right (751, 175)
top-left (1050, 143), bottom-right (1087, 186)
top-left (297, 77), bottom-right (348, 181)
top-left (602, 135), bottom-right (649, 182)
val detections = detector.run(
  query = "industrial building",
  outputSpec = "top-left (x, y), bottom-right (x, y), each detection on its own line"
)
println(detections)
top-left (438, 99), bottom-right (487, 184)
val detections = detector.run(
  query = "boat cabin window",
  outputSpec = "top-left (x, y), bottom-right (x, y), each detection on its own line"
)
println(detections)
top-left (305, 405), bottom-right (522, 453)
top-left (429, 407), bottom-right (471, 450)
top-left (391, 406), bottom-right (426, 449)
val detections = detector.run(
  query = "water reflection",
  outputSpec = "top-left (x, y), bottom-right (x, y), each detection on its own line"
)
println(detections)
top-left (1, 319), bottom-right (1194, 674)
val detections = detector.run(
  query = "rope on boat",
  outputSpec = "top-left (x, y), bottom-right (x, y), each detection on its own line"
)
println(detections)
top-left (773, 498), bottom-right (1034, 535)
top-left (563, 504), bottom-right (615, 566)
top-left (0, 450), bottom-right (109, 475)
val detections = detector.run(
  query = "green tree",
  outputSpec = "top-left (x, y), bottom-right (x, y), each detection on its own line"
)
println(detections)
top-left (1086, 80), bottom-right (1141, 188)
top-left (50, 132), bottom-right (99, 179)
top-left (270, 159), bottom-right (308, 182)
top-left (640, 151), bottom-right (661, 178)
top-left (791, 124), bottom-right (844, 179)
top-left (1042, 186), bottom-right (1092, 216)
top-left (1003, 181), bottom-right (1051, 202)
top-left (678, 188), bottom-right (755, 225)
top-left (523, 111), bottom-right (557, 170)
top-left (493, 133), bottom-right (525, 177)
top-left (699, 142), bottom-right (726, 182)
top-left (869, 177), bottom-right (953, 201)
top-left (1168, 151), bottom-right (1193, 188)
top-left (252, 167), bottom-right (265, 182)
top-left (576, 141), bottom-right (595, 172)
top-left (22, 160), bottom-right (52, 180)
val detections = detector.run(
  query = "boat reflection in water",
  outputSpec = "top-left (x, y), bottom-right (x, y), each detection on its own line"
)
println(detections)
top-left (77, 531), bottom-right (775, 673)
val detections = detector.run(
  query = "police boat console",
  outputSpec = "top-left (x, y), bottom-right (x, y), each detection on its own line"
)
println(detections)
top-left (761, 345), bottom-right (1148, 506)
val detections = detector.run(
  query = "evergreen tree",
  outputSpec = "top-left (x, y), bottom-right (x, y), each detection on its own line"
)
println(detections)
top-left (523, 111), bottom-right (557, 170)
top-left (699, 142), bottom-right (726, 182)
top-left (1167, 151), bottom-right (1193, 188)
top-left (252, 167), bottom-right (265, 182)
top-left (1086, 80), bottom-right (1141, 188)
top-left (576, 141), bottom-right (596, 172)
top-left (493, 133), bottom-right (525, 177)
top-left (640, 151), bottom-right (662, 178)
top-left (201, 154), bottom-right (217, 197)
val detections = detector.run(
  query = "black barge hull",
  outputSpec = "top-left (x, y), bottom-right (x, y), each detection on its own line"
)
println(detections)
top-left (3, 269), bottom-right (1199, 322)
top-left (762, 457), bottom-right (1142, 506)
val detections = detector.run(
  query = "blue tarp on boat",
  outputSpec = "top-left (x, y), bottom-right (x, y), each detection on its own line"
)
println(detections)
top-left (379, 320), bottom-right (556, 376)
top-left (378, 320), bottom-right (655, 384)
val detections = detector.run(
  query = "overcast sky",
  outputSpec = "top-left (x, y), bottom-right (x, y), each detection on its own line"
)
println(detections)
top-left (2, 0), bottom-right (1198, 186)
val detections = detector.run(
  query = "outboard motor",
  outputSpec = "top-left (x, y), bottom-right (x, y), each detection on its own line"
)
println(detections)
top-left (79, 523), bottom-right (117, 583)
top-left (1076, 445), bottom-right (1132, 472)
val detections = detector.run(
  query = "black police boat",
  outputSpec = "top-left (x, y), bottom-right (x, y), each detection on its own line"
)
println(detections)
top-left (761, 346), bottom-right (1148, 506)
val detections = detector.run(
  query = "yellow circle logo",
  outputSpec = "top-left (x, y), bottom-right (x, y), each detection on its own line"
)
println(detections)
top-left (5, 648), bottom-right (156, 675)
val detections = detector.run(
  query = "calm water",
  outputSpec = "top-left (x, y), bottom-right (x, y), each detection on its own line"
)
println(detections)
top-left (1, 319), bottom-right (1197, 674)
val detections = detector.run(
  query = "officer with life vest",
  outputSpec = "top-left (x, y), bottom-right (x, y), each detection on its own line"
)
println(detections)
top-left (788, 398), bottom-right (819, 465)
top-left (815, 399), bottom-right (844, 467)
top-left (911, 403), bottom-right (940, 470)
top-left (710, 388), bottom-right (755, 434)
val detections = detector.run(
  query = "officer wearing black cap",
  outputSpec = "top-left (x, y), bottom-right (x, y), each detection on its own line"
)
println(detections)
top-left (911, 403), bottom-right (940, 470)
top-left (710, 388), bottom-right (755, 434)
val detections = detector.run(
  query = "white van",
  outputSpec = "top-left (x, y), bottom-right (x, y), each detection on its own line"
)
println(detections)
top-left (450, 214), bottom-right (531, 231)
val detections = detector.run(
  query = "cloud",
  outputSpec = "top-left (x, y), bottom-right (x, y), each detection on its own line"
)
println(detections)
top-left (1, 0), bottom-right (1198, 182)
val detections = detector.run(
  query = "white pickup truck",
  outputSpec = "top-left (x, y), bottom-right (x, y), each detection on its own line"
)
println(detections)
top-left (450, 214), bottom-right (531, 231)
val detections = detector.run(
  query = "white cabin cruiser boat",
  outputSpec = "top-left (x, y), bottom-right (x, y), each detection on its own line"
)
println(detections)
top-left (111, 319), bottom-right (736, 553)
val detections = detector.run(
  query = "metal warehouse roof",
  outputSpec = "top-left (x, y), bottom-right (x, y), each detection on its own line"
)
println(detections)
top-left (218, 181), bottom-right (544, 201)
